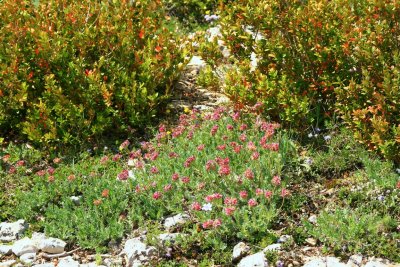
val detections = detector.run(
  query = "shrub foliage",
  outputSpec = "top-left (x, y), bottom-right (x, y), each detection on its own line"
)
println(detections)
top-left (0, 0), bottom-right (190, 145)
top-left (207, 0), bottom-right (400, 162)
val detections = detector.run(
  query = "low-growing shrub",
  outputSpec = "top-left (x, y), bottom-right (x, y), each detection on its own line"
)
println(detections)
top-left (207, 0), bottom-right (400, 161)
top-left (0, 0), bottom-right (190, 146)
top-left (13, 107), bottom-right (297, 258)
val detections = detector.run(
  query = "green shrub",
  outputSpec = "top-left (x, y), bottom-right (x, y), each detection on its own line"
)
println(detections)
top-left (307, 209), bottom-right (399, 260)
top-left (0, 0), bottom-right (190, 146)
top-left (209, 0), bottom-right (400, 161)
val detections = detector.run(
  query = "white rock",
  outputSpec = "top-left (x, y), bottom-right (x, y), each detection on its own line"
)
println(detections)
top-left (206, 26), bottom-right (222, 42)
top-left (39, 237), bottom-right (66, 254)
top-left (308, 215), bottom-right (318, 224)
top-left (158, 233), bottom-right (186, 245)
top-left (305, 237), bottom-right (317, 246)
top-left (163, 213), bottom-right (190, 231)
top-left (12, 237), bottom-right (39, 256)
top-left (32, 264), bottom-right (55, 267)
top-left (123, 238), bottom-right (156, 265)
top-left (277, 235), bottom-right (293, 243)
top-left (58, 256), bottom-right (79, 267)
top-left (70, 196), bottom-right (82, 205)
top-left (19, 252), bottom-right (36, 265)
top-left (263, 243), bottom-right (281, 252)
top-left (347, 254), bottom-right (363, 267)
top-left (232, 242), bottom-right (250, 262)
top-left (303, 257), bottom-right (347, 267)
top-left (0, 220), bottom-right (28, 242)
top-left (237, 252), bottom-right (268, 267)
top-left (0, 260), bottom-right (17, 267)
top-left (187, 56), bottom-right (206, 68)
top-left (0, 244), bottom-right (12, 255)
top-left (80, 263), bottom-right (107, 267)
top-left (364, 261), bottom-right (389, 267)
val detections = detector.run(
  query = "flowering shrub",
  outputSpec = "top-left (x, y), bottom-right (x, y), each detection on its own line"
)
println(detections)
top-left (209, 0), bottom-right (400, 161)
top-left (13, 106), bottom-right (296, 258)
top-left (0, 0), bottom-right (190, 145)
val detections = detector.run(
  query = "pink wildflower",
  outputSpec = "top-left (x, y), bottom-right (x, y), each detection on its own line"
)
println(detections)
top-left (36, 170), bottom-right (46, 176)
top-left (47, 167), bottom-right (55, 175)
top-left (233, 145), bottom-right (242, 154)
top-left (16, 160), bottom-right (25, 167)
top-left (191, 202), bottom-right (201, 211)
top-left (240, 124), bottom-right (248, 131)
top-left (264, 190), bottom-right (273, 199)
top-left (181, 176), bottom-right (190, 183)
top-left (202, 220), bottom-right (214, 229)
top-left (150, 166), bottom-right (159, 174)
top-left (213, 218), bottom-right (222, 227)
top-left (184, 155), bottom-right (196, 168)
top-left (247, 141), bottom-right (257, 151)
top-left (172, 173), bottom-right (180, 181)
top-left (271, 175), bottom-right (281, 186)
top-left (224, 197), bottom-right (238, 206)
top-left (239, 133), bottom-right (247, 142)
top-left (251, 151), bottom-right (260, 160)
top-left (205, 160), bottom-right (217, 171)
top-left (197, 144), bottom-right (205, 151)
top-left (119, 140), bottom-right (130, 150)
top-left (218, 165), bottom-right (231, 176)
top-left (8, 166), bottom-right (16, 174)
top-left (159, 124), bottom-right (166, 133)
top-left (281, 188), bottom-right (291, 198)
top-left (224, 207), bottom-right (235, 216)
top-left (239, 191), bottom-right (248, 199)
top-left (152, 191), bottom-right (162, 200)
top-left (232, 111), bottom-right (240, 121)
top-left (135, 160), bottom-right (145, 169)
top-left (100, 156), bottom-right (109, 164)
top-left (255, 188), bottom-right (264, 196)
top-left (210, 125), bottom-right (219, 136)
top-left (164, 184), bottom-right (172, 192)
top-left (169, 152), bottom-right (179, 158)
top-left (217, 144), bottom-right (226, 151)
top-left (226, 124), bottom-right (234, 131)
top-left (112, 154), bottom-right (122, 161)
top-left (248, 198), bottom-right (258, 207)
top-left (117, 170), bottom-right (129, 180)
top-left (244, 169), bottom-right (254, 180)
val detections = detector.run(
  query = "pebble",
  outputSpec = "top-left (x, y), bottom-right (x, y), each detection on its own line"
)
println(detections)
top-left (232, 242), bottom-right (250, 262)
top-left (163, 213), bottom-right (190, 231)
top-left (237, 252), bottom-right (268, 267)
top-left (12, 237), bottom-right (39, 256)
top-left (0, 220), bottom-right (28, 242)
top-left (19, 252), bottom-right (37, 264)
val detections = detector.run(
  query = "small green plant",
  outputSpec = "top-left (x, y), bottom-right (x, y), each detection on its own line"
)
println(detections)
top-left (196, 65), bottom-right (220, 91)
top-left (306, 209), bottom-right (399, 260)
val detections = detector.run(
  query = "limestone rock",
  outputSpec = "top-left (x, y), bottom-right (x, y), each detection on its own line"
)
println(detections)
top-left (11, 237), bottom-right (39, 256)
top-left (19, 252), bottom-right (37, 265)
top-left (0, 260), bottom-right (17, 267)
top-left (0, 220), bottom-right (28, 242)
top-left (39, 237), bottom-right (66, 254)
top-left (263, 243), bottom-right (281, 252)
top-left (32, 264), bottom-right (55, 267)
top-left (0, 244), bottom-right (12, 255)
top-left (163, 213), bottom-right (190, 231)
top-left (237, 252), bottom-right (268, 267)
top-left (347, 254), bottom-right (363, 267)
top-left (158, 233), bottom-right (185, 245)
top-left (277, 235), bottom-right (293, 244)
top-left (57, 256), bottom-right (80, 267)
top-left (122, 237), bottom-right (157, 266)
top-left (303, 256), bottom-right (347, 267)
top-left (232, 242), bottom-right (250, 262)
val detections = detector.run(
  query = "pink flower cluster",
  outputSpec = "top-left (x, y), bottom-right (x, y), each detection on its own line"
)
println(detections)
top-left (205, 193), bottom-right (222, 202)
top-left (202, 218), bottom-right (222, 229)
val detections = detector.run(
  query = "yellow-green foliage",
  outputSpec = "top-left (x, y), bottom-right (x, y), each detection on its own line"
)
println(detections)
top-left (0, 0), bottom-right (190, 145)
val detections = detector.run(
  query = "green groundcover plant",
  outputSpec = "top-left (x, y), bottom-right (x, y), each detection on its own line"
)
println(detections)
top-left (9, 106), bottom-right (296, 261)
top-left (0, 0), bottom-right (190, 146)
